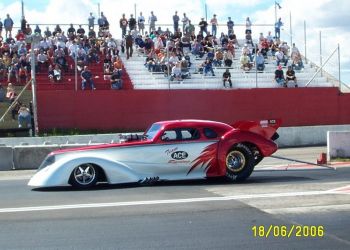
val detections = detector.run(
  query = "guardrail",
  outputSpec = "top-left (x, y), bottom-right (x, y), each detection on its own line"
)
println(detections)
top-left (1, 125), bottom-right (350, 170)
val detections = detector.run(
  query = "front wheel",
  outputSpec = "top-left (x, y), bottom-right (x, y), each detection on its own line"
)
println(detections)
top-left (70, 163), bottom-right (99, 188)
top-left (225, 144), bottom-right (255, 181)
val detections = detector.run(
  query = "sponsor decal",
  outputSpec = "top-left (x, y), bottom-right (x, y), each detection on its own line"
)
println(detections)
top-left (165, 147), bottom-right (178, 155)
top-left (171, 151), bottom-right (188, 160)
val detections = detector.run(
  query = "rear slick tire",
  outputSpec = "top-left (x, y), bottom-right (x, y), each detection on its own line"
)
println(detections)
top-left (225, 144), bottom-right (255, 181)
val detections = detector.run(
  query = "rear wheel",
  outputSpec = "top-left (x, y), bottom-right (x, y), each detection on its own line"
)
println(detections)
top-left (225, 144), bottom-right (255, 181)
top-left (70, 163), bottom-right (99, 188)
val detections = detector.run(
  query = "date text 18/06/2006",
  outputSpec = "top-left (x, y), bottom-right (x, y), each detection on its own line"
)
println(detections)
top-left (252, 225), bottom-right (324, 238)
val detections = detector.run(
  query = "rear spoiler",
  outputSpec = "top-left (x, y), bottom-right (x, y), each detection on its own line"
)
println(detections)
top-left (231, 119), bottom-right (282, 141)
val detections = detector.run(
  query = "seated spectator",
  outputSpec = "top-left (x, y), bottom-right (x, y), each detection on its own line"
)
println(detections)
top-left (0, 58), bottom-right (6, 81)
top-left (53, 64), bottom-right (62, 82)
top-left (76, 25), bottom-right (85, 38)
top-left (255, 51), bottom-right (265, 71)
top-left (55, 54), bottom-right (68, 72)
top-left (170, 62), bottom-right (182, 81)
top-left (213, 50), bottom-right (223, 67)
top-left (113, 56), bottom-right (123, 71)
top-left (6, 82), bottom-right (16, 103)
top-left (110, 69), bottom-right (123, 90)
top-left (7, 62), bottom-right (19, 83)
top-left (241, 44), bottom-right (253, 62)
top-left (275, 49), bottom-right (288, 66)
top-left (279, 42), bottom-right (290, 57)
top-left (285, 66), bottom-right (298, 87)
top-left (223, 50), bottom-right (233, 67)
top-left (81, 66), bottom-right (96, 90)
top-left (274, 65), bottom-right (285, 87)
top-left (180, 57), bottom-right (190, 79)
top-left (291, 51), bottom-right (304, 70)
top-left (48, 65), bottom-right (55, 82)
top-left (191, 39), bottom-right (205, 58)
top-left (203, 59), bottom-right (215, 76)
top-left (18, 104), bottom-right (31, 128)
top-left (240, 52), bottom-right (252, 71)
top-left (37, 50), bottom-right (49, 72)
top-left (222, 69), bottom-right (232, 88)
top-left (17, 65), bottom-right (28, 84)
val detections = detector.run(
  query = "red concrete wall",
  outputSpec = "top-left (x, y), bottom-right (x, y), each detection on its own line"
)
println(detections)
top-left (37, 87), bottom-right (350, 131)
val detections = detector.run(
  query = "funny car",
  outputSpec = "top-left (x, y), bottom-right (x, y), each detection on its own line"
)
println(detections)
top-left (28, 119), bottom-right (281, 188)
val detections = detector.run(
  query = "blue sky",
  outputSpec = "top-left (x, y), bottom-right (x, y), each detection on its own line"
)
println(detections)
top-left (1, 0), bottom-right (349, 85)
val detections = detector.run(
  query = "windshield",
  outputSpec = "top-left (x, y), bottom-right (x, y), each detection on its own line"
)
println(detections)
top-left (144, 123), bottom-right (162, 140)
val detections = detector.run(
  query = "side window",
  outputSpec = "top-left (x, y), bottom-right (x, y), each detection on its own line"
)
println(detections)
top-left (161, 130), bottom-right (177, 141)
top-left (203, 128), bottom-right (218, 139)
top-left (161, 128), bottom-right (200, 141)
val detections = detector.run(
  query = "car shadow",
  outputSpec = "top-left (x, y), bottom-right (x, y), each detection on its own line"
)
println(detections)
top-left (31, 175), bottom-right (314, 192)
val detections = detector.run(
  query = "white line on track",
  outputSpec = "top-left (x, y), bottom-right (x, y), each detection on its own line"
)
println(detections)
top-left (0, 190), bottom-right (342, 213)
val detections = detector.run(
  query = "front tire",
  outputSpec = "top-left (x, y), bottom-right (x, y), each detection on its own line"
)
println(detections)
top-left (225, 144), bottom-right (255, 181)
top-left (70, 163), bottom-right (99, 188)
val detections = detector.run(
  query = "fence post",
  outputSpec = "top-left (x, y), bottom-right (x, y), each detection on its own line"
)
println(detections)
top-left (320, 31), bottom-right (323, 77)
top-left (304, 20), bottom-right (307, 64)
top-left (338, 44), bottom-right (341, 91)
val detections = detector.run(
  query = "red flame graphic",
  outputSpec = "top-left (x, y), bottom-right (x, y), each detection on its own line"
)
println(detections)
top-left (187, 143), bottom-right (217, 175)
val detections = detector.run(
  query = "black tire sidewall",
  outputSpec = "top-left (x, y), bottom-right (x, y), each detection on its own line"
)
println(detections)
top-left (225, 144), bottom-right (255, 181)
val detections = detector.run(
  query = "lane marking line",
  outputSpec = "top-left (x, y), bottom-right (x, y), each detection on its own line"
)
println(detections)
top-left (0, 190), bottom-right (340, 213)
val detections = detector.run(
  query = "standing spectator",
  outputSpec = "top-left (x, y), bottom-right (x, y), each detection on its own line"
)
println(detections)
top-left (4, 14), bottom-right (14, 38)
top-left (227, 17), bottom-right (234, 36)
top-left (199, 18), bottom-right (208, 36)
top-left (98, 12), bottom-right (108, 30)
top-left (222, 69), bottom-right (232, 88)
top-left (20, 16), bottom-right (27, 33)
top-left (120, 14), bottom-right (128, 38)
top-left (129, 14), bottom-right (137, 31)
top-left (173, 11), bottom-right (180, 33)
top-left (88, 12), bottom-right (95, 30)
top-left (137, 12), bottom-right (145, 35)
top-left (76, 25), bottom-right (85, 38)
top-left (67, 24), bottom-right (76, 38)
top-left (187, 20), bottom-right (195, 36)
top-left (0, 18), bottom-right (3, 37)
top-left (18, 104), bottom-right (31, 128)
top-left (44, 26), bottom-right (52, 37)
top-left (81, 66), bottom-right (96, 90)
top-left (275, 17), bottom-right (283, 39)
top-left (245, 17), bottom-right (252, 34)
top-left (286, 66), bottom-right (298, 87)
top-left (210, 14), bottom-right (218, 37)
top-left (181, 13), bottom-right (189, 34)
top-left (25, 24), bottom-right (32, 36)
top-left (275, 65), bottom-right (285, 87)
top-left (148, 11), bottom-right (157, 33)
top-left (34, 25), bottom-right (41, 34)
top-left (125, 31), bottom-right (133, 60)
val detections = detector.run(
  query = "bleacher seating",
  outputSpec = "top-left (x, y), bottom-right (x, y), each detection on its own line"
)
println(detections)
top-left (120, 39), bottom-right (334, 90)
top-left (35, 53), bottom-right (133, 91)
